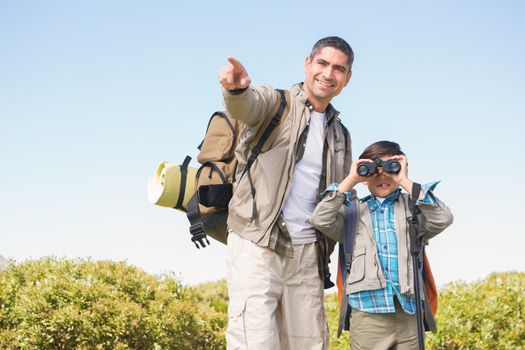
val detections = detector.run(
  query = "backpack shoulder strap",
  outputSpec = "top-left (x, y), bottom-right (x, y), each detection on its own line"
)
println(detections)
top-left (337, 199), bottom-right (359, 336)
top-left (243, 89), bottom-right (287, 172)
top-left (403, 186), bottom-right (438, 332)
top-left (241, 89), bottom-right (288, 220)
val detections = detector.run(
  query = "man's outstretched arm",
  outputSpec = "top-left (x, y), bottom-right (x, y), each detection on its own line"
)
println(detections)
top-left (219, 56), bottom-right (276, 127)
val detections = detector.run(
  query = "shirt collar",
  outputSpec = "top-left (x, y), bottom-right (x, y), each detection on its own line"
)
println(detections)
top-left (291, 83), bottom-right (339, 123)
top-left (367, 188), bottom-right (402, 211)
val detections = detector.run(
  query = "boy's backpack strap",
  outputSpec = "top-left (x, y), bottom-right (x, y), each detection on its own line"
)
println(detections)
top-left (241, 89), bottom-right (288, 220)
top-left (408, 183), bottom-right (424, 245)
top-left (405, 186), bottom-right (437, 333)
top-left (337, 199), bottom-right (359, 337)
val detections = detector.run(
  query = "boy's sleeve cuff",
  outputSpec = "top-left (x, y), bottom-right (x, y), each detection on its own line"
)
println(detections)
top-left (321, 183), bottom-right (355, 207)
top-left (417, 180), bottom-right (441, 205)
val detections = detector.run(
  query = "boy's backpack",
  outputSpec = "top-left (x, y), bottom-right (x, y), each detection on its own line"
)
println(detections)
top-left (148, 89), bottom-right (288, 248)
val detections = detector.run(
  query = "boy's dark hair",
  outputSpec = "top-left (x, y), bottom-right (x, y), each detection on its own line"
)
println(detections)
top-left (359, 140), bottom-right (405, 160)
top-left (310, 36), bottom-right (354, 69)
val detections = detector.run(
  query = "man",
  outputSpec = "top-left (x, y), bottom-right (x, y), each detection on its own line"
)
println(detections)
top-left (219, 36), bottom-right (354, 350)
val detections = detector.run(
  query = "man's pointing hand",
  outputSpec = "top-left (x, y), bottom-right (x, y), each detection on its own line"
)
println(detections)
top-left (219, 56), bottom-right (251, 91)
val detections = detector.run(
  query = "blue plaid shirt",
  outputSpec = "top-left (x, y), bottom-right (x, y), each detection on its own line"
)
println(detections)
top-left (324, 182), bottom-right (439, 314)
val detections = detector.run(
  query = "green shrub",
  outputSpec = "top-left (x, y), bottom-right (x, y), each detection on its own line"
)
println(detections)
top-left (427, 271), bottom-right (525, 350)
top-left (2, 258), bottom-right (522, 350)
top-left (192, 279), bottom-right (228, 314)
top-left (0, 257), bottom-right (226, 350)
top-left (326, 272), bottom-right (524, 350)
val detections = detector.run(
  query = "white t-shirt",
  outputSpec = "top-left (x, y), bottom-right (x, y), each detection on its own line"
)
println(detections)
top-left (282, 110), bottom-right (326, 244)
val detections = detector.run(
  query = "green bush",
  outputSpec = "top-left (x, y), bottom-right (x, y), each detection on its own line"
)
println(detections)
top-left (426, 271), bottom-right (525, 350)
top-left (180, 272), bottom-right (525, 350)
top-left (0, 257), bottom-right (226, 350)
top-left (192, 279), bottom-right (229, 314)
top-left (2, 258), bottom-right (522, 350)
top-left (326, 272), bottom-right (525, 350)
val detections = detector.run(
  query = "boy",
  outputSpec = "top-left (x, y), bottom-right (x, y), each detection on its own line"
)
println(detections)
top-left (310, 140), bottom-right (453, 350)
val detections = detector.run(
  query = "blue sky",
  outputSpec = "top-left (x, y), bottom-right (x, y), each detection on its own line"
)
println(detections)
top-left (1, 0), bottom-right (524, 288)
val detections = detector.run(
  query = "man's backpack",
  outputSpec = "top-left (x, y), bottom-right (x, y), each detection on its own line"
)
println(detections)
top-left (148, 89), bottom-right (288, 248)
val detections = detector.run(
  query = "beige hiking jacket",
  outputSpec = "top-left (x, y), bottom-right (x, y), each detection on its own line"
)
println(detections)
top-left (224, 83), bottom-right (352, 249)
top-left (310, 190), bottom-right (454, 294)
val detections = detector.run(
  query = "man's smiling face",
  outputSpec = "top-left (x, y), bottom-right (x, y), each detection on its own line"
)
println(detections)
top-left (303, 46), bottom-right (352, 110)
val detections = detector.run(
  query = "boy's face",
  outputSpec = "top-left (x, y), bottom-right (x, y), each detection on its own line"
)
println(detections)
top-left (365, 156), bottom-right (400, 198)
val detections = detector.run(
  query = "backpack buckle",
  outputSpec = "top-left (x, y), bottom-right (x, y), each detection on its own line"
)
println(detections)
top-left (190, 223), bottom-right (210, 248)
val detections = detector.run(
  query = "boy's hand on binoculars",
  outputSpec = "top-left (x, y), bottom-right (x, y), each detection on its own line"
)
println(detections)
top-left (339, 159), bottom-right (370, 192)
top-left (386, 155), bottom-right (413, 193)
top-left (219, 56), bottom-right (252, 91)
top-left (386, 155), bottom-right (407, 179)
top-left (351, 159), bottom-right (373, 182)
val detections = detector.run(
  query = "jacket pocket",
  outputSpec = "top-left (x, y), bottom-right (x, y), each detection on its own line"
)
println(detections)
top-left (348, 247), bottom-right (366, 284)
top-left (228, 296), bottom-right (246, 319)
top-left (334, 142), bottom-right (346, 153)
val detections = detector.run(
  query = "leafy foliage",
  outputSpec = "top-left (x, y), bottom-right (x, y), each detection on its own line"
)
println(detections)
top-left (192, 279), bottom-right (229, 314)
top-left (1, 258), bottom-right (522, 350)
top-left (426, 271), bottom-right (524, 350)
top-left (0, 258), bottom-right (226, 350)
top-left (325, 271), bottom-right (525, 350)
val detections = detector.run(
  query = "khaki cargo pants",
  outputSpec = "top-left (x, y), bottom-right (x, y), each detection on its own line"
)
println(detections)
top-left (349, 300), bottom-right (419, 350)
top-left (226, 231), bottom-right (329, 350)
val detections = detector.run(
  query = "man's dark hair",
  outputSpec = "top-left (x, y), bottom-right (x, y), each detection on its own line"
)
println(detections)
top-left (310, 36), bottom-right (354, 69)
top-left (359, 140), bottom-right (405, 160)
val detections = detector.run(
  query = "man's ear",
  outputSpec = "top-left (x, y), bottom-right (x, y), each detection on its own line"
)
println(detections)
top-left (304, 55), bottom-right (312, 71)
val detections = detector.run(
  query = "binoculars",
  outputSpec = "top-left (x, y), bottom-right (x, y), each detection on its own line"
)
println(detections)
top-left (357, 159), bottom-right (401, 177)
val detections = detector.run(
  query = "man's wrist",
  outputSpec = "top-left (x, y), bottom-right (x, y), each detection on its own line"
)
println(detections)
top-left (228, 87), bottom-right (248, 95)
